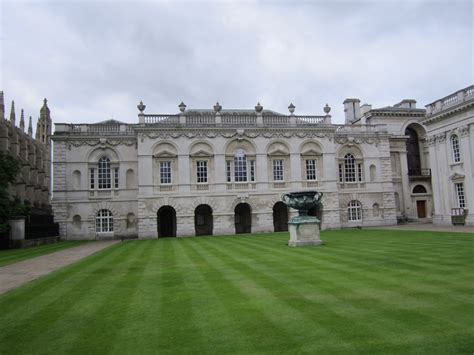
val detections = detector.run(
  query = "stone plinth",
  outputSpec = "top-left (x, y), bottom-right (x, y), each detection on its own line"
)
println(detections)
top-left (9, 217), bottom-right (26, 241)
top-left (288, 217), bottom-right (324, 247)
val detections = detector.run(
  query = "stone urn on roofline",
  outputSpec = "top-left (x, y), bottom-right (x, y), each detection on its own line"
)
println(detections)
top-left (281, 191), bottom-right (324, 247)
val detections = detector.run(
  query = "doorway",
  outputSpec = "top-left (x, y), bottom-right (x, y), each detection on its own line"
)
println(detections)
top-left (235, 203), bottom-right (251, 234)
top-left (195, 204), bottom-right (213, 236)
top-left (416, 200), bottom-right (426, 218)
top-left (157, 206), bottom-right (177, 237)
top-left (273, 202), bottom-right (288, 232)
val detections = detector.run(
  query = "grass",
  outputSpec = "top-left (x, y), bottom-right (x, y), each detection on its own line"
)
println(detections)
top-left (0, 241), bottom-right (88, 267)
top-left (0, 229), bottom-right (473, 354)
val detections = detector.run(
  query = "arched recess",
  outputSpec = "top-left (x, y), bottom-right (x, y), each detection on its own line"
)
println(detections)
top-left (157, 206), bottom-right (177, 237)
top-left (413, 185), bottom-right (427, 194)
top-left (273, 202), bottom-right (288, 232)
top-left (126, 169), bottom-right (135, 189)
top-left (194, 204), bottom-right (213, 236)
top-left (73, 170), bottom-right (81, 190)
top-left (234, 203), bottom-right (251, 234)
top-left (369, 164), bottom-right (376, 182)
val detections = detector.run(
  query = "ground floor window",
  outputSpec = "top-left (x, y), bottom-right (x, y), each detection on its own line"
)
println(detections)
top-left (455, 183), bottom-right (466, 208)
top-left (348, 200), bottom-right (362, 221)
top-left (96, 209), bottom-right (113, 232)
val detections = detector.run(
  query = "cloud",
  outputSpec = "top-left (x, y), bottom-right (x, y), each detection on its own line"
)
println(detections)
top-left (1, 0), bottom-right (472, 128)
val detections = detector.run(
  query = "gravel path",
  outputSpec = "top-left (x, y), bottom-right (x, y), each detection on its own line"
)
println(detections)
top-left (0, 240), bottom-right (119, 295)
top-left (367, 224), bottom-right (474, 233)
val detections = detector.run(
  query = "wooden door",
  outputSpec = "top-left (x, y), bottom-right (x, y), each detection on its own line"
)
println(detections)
top-left (416, 200), bottom-right (426, 218)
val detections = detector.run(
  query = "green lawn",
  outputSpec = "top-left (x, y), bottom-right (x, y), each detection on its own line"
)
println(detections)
top-left (0, 241), bottom-right (88, 267)
top-left (0, 230), bottom-right (473, 354)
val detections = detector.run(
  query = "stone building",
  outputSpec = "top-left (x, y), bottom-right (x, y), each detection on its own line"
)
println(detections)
top-left (51, 86), bottom-right (473, 240)
top-left (422, 86), bottom-right (473, 226)
top-left (0, 92), bottom-right (52, 213)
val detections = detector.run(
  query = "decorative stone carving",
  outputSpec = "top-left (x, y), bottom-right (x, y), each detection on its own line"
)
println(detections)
top-left (288, 103), bottom-right (295, 114)
top-left (459, 125), bottom-right (470, 137)
top-left (255, 102), bottom-right (263, 113)
top-left (213, 102), bottom-right (222, 113)
top-left (137, 101), bottom-right (146, 113)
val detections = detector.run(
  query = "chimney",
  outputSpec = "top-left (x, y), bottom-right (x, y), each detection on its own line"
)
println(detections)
top-left (343, 98), bottom-right (361, 124)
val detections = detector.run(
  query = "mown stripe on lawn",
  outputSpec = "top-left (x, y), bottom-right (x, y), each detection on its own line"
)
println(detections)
top-left (0, 242), bottom-right (130, 354)
top-left (204, 235), bottom-right (471, 351)
top-left (182, 237), bottom-right (313, 353)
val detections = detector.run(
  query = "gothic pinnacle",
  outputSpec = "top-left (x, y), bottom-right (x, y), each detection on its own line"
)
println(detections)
top-left (10, 101), bottom-right (16, 126)
top-left (28, 116), bottom-right (33, 136)
top-left (20, 109), bottom-right (25, 131)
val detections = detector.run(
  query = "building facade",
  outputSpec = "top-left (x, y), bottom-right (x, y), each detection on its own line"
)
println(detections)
top-left (0, 92), bottom-right (52, 213)
top-left (51, 86), bottom-right (474, 240)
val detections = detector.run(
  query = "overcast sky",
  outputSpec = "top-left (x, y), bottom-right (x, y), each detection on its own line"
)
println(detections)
top-left (1, 0), bottom-right (472, 128)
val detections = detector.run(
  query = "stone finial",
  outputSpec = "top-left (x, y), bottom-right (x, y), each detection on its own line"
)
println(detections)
top-left (179, 101), bottom-right (186, 112)
top-left (10, 101), bottom-right (16, 126)
top-left (40, 98), bottom-right (50, 118)
top-left (255, 102), bottom-right (263, 113)
top-left (324, 103), bottom-right (331, 114)
top-left (20, 109), bottom-right (25, 131)
top-left (213, 101), bottom-right (222, 113)
top-left (137, 101), bottom-right (146, 113)
top-left (28, 116), bottom-right (33, 136)
top-left (288, 103), bottom-right (295, 114)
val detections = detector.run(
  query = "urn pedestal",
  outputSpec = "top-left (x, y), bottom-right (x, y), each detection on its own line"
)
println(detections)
top-left (282, 191), bottom-right (324, 247)
top-left (288, 218), bottom-right (324, 247)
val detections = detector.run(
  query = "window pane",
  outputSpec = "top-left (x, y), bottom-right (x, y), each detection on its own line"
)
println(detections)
top-left (250, 160), bottom-right (255, 182)
top-left (98, 157), bottom-right (111, 189)
top-left (196, 160), bottom-right (208, 183)
top-left (114, 168), bottom-right (119, 189)
top-left (455, 183), bottom-right (466, 208)
top-left (273, 159), bottom-right (284, 181)
top-left (160, 161), bottom-right (172, 184)
top-left (306, 159), bottom-right (317, 180)
top-left (234, 150), bottom-right (247, 182)
top-left (344, 154), bottom-right (356, 182)
top-left (90, 168), bottom-right (95, 189)
top-left (451, 135), bottom-right (461, 163)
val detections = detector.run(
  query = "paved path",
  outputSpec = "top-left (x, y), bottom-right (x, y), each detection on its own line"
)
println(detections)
top-left (367, 224), bottom-right (474, 233)
top-left (0, 240), bottom-right (119, 295)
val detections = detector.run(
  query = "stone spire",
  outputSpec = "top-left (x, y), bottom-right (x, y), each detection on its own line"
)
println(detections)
top-left (36, 98), bottom-right (51, 144)
top-left (0, 91), bottom-right (4, 120)
top-left (28, 116), bottom-right (33, 136)
top-left (20, 109), bottom-right (25, 131)
top-left (10, 101), bottom-right (16, 126)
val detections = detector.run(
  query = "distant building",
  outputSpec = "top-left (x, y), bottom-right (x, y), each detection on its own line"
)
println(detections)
top-left (51, 86), bottom-right (473, 240)
top-left (0, 92), bottom-right (52, 214)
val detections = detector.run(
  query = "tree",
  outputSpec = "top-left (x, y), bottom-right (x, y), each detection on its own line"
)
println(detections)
top-left (0, 151), bottom-right (28, 232)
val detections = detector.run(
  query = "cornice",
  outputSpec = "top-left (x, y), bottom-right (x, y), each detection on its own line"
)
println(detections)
top-left (422, 100), bottom-right (474, 126)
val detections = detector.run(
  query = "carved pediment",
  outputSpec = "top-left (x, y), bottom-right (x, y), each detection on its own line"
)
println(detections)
top-left (153, 149), bottom-right (177, 158)
top-left (301, 148), bottom-right (322, 156)
top-left (449, 172), bottom-right (465, 181)
top-left (190, 149), bottom-right (213, 158)
top-left (267, 148), bottom-right (289, 156)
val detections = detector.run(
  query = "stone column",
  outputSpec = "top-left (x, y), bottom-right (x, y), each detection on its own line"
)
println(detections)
top-left (289, 152), bottom-right (302, 189)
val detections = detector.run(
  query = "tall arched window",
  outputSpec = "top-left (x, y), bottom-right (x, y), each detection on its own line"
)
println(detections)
top-left (98, 157), bottom-right (111, 189)
top-left (348, 200), bottom-right (362, 221)
top-left (234, 149), bottom-right (248, 182)
top-left (451, 135), bottom-right (461, 163)
top-left (344, 154), bottom-right (356, 182)
top-left (96, 209), bottom-right (113, 232)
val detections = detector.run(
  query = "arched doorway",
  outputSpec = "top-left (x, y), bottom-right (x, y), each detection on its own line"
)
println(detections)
top-left (157, 206), bottom-right (176, 238)
top-left (195, 204), bottom-right (213, 236)
top-left (405, 127), bottom-right (421, 174)
top-left (273, 202), bottom-right (288, 232)
top-left (235, 203), bottom-right (251, 234)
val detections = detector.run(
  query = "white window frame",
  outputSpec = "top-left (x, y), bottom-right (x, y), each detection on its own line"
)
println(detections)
top-left (160, 160), bottom-right (172, 184)
top-left (98, 156), bottom-right (112, 189)
top-left (196, 160), bottom-right (208, 184)
top-left (348, 200), bottom-right (362, 221)
top-left (272, 159), bottom-right (284, 181)
top-left (305, 159), bottom-right (317, 181)
top-left (96, 209), bottom-right (113, 232)
top-left (455, 183), bottom-right (466, 209)
top-left (451, 135), bottom-right (461, 163)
